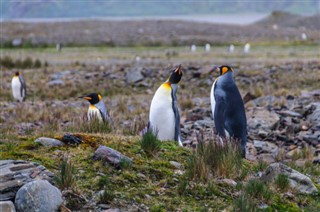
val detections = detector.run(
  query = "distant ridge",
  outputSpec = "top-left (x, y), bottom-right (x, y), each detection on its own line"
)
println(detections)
top-left (254, 11), bottom-right (320, 30)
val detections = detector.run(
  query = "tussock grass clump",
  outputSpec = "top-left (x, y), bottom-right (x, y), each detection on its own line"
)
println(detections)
top-left (187, 134), bottom-right (244, 182)
top-left (275, 173), bottom-right (290, 191)
top-left (99, 187), bottom-right (115, 204)
top-left (139, 130), bottom-right (162, 157)
top-left (233, 194), bottom-right (257, 212)
top-left (245, 179), bottom-right (272, 201)
top-left (69, 117), bottom-right (112, 134)
top-left (54, 157), bottom-right (76, 191)
top-left (3, 142), bottom-right (17, 155)
top-left (98, 176), bottom-right (115, 204)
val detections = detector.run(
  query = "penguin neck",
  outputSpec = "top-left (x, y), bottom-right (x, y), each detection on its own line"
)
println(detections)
top-left (219, 71), bottom-right (234, 84)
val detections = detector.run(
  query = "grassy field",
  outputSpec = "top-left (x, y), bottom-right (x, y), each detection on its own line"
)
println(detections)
top-left (1, 44), bottom-right (320, 211)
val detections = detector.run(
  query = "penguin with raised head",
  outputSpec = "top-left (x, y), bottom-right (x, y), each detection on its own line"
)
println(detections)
top-left (210, 65), bottom-right (247, 157)
top-left (80, 93), bottom-right (112, 123)
top-left (11, 71), bottom-right (26, 102)
top-left (148, 65), bottom-right (183, 146)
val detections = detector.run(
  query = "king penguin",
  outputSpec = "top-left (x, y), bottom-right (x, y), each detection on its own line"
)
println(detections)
top-left (11, 71), bottom-right (26, 102)
top-left (148, 65), bottom-right (183, 146)
top-left (80, 93), bottom-right (112, 123)
top-left (210, 65), bottom-right (247, 157)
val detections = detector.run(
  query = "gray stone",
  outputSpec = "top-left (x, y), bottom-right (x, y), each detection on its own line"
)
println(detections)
top-left (35, 137), bottom-right (65, 147)
top-left (0, 201), bottom-right (16, 212)
top-left (307, 103), bottom-right (320, 127)
top-left (261, 163), bottom-right (318, 194)
top-left (252, 95), bottom-right (278, 107)
top-left (278, 110), bottom-right (303, 118)
top-left (0, 160), bottom-right (55, 201)
top-left (15, 180), bottom-right (62, 212)
top-left (253, 140), bottom-right (278, 156)
top-left (217, 179), bottom-right (237, 187)
top-left (48, 79), bottom-right (64, 86)
top-left (103, 209), bottom-right (121, 212)
top-left (93, 145), bottom-right (133, 167)
top-left (247, 107), bottom-right (280, 132)
top-left (12, 38), bottom-right (22, 47)
top-left (125, 67), bottom-right (144, 84)
top-left (169, 161), bottom-right (182, 169)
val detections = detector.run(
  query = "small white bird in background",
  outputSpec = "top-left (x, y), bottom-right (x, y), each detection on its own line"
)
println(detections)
top-left (228, 44), bottom-right (235, 53)
top-left (205, 43), bottom-right (211, 52)
top-left (191, 44), bottom-right (197, 52)
top-left (244, 43), bottom-right (250, 54)
top-left (301, 33), bottom-right (307, 41)
top-left (11, 71), bottom-right (27, 102)
top-left (56, 43), bottom-right (62, 52)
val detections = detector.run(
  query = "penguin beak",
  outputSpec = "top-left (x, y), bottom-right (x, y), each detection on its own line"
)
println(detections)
top-left (79, 96), bottom-right (92, 101)
top-left (174, 64), bottom-right (182, 75)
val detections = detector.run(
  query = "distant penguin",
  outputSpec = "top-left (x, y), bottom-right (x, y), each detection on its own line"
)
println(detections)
top-left (191, 45), bottom-right (197, 52)
top-left (210, 65), bottom-right (247, 157)
top-left (148, 65), bottom-right (183, 146)
top-left (11, 71), bottom-right (26, 102)
top-left (228, 44), bottom-right (235, 53)
top-left (205, 43), bottom-right (211, 52)
top-left (56, 43), bottom-right (62, 52)
top-left (301, 33), bottom-right (307, 41)
top-left (80, 93), bottom-right (112, 123)
top-left (244, 43), bottom-right (250, 54)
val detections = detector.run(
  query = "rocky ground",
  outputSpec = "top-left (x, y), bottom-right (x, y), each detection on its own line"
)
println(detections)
top-left (0, 45), bottom-right (320, 211)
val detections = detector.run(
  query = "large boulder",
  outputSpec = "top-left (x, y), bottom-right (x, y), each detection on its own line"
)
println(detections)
top-left (93, 145), bottom-right (133, 167)
top-left (15, 180), bottom-right (62, 212)
top-left (261, 163), bottom-right (318, 194)
top-left (0, 160), bottom-right (54, 201)
top-left (307, 103), bottom-right (320, 128)
top-left (247, 107), bottom-right (280, 132)
top-left (35, 137), bottom-right (65, 147)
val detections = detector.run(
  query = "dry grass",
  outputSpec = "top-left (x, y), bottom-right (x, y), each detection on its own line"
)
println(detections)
top-left (187, 133), bottom-right (244, 182)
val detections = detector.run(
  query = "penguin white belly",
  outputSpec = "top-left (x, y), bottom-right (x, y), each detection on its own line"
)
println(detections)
top-left (149, 85), bottom-right (175, 141)
top-left (11, 77), bottom-right (22, 102)
top-left (210, 78), bottom-right (218, 119)
top-left (88, 106), bottom-right (103, 122)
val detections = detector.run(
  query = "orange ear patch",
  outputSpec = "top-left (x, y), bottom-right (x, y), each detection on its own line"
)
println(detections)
top-left (98, 94), bottom-right (102, 101)
top-left (222, 67), bottom-right (228, 75)
top-left (162, 82), bottom-right (171, 90)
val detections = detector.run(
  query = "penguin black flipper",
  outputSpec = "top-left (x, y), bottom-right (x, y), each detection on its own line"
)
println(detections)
top-left (213, 94), bottom-right (226, 138)
top-left (19, 75), bottom-right (26, 98)
top-left (98, 108), bottom-right (106, 123)
top-left (171, 84), bottom-right (182, 145)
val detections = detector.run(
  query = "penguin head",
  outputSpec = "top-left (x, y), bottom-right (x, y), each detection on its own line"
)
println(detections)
top-left (218, 65), bottom-right (233, 76)
top-left (80, 93), bottom-right (102, 105)
top-left (168, 65), bottom-right (183, 84)
top-left (14, 72), bottom-right (20, 76)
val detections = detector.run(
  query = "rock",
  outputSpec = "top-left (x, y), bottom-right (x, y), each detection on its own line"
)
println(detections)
top-left (0, 160), bottom-right (55, 201)
top-left (261, 163), bottom-right (318, 194)
top-left (307, 103), bottom-right (320, 127)
top-left (253, 140), bottom-right (278, 156)
top-left (252, 95), bottom-right (278, 107)
top-left (277, 110), bottom-right (303, 118)
top-left (103, 209), bottom-right (121, 212)
top-left (62, 134), bottom-right (82, 145)
top-left (35, 137), bottom-right (65, 147)
top-left (93, 145), bottom-right (133, 167)
top-left (48, 79), bottom-right (64, 86)
top-left (246, 143), bottom-right (257, 161)
top-left (12, 38), bottom-right (22, 47)
top-left (286, 148), bottom-right (301, 159)
top-left (0, 201), bottom-right (16, 212)
top-left (217, 179), bottom-right (237, 187)
top-left (257, 130), bottom-right (268, 138)
top-left (247, 107), bottom-right (280, 132)
top-left (169, 161), bottom-right (182, 169)
top-left (125, 67), bottom-right (144, 84)
top-left (15, 180), bottom-right (62, 212)
top-left (257, 154), bottom-right (276, 164)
